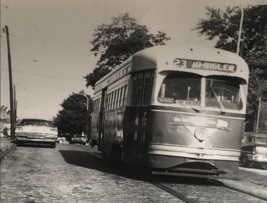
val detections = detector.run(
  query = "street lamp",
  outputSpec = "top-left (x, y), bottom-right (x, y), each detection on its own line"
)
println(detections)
top-left (79, 93), bottom-right (89, 139)
top-left (236, 6), bottom-right (244, 55)
top-left (79, 93), bottom-right (89, 111)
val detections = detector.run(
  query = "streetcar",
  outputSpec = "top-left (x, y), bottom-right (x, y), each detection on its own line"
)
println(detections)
top-left (90, 45), bottom-right (249, 176)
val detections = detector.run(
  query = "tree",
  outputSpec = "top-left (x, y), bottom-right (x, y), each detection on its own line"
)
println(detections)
top-left (84, 13), bottom-right (171, 88)
top-left (53, 92), bottom-right (93, 136)
top-left (193, 5), bottom-right (267, 131)
top-left (0, 105), bottom-right (10, 122)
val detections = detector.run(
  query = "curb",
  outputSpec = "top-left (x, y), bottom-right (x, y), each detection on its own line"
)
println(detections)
top-left (0, 144), bottom-right (16, 162)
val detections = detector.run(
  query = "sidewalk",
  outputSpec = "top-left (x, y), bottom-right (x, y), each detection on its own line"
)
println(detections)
top-left (0, 136), bottom-right (15, 160)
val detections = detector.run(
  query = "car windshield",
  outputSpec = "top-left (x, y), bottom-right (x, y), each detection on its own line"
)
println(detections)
top-left (21, 119), bottom-right (54, 127)
top-left (157, 73), bottom-right (244, 111)
top-left (75, 135), bottom-right (85, 138)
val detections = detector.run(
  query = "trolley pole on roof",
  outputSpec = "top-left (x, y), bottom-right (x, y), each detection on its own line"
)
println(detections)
top-left (236, 6), bottom-right (244, 56)
top-left (4, 25), bottom-right (15, 140)
top-left (255, 98), bottom-right (261, 133)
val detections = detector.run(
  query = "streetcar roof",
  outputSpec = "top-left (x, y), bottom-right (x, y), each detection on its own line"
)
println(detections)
top-left (94, 45), bottom-right (249, 92)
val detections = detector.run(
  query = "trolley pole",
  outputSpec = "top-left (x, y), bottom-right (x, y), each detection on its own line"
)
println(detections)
top-left (255, 98), bottom-right (261, 133)
top-left (236, 6), bottom-right (244, 56)
top-left (4, 25), bottom-right (15, 140)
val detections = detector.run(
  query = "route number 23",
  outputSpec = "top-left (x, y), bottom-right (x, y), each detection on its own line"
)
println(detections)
top-left (173, 58), bottom-right (187, 68)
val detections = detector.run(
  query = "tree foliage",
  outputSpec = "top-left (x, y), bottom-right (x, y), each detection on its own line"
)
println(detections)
top-left (0, 105), bottom-right (10, 122)
top-left (84, 13), bottom-right (171, 88)
top-left (53, 92), bottom-right (93, 135)
top-left (194, 5), bottom-right (267, 131)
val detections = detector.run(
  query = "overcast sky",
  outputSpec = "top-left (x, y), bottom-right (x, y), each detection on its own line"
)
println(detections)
top-left (1, 0), bottom-right (266, 120)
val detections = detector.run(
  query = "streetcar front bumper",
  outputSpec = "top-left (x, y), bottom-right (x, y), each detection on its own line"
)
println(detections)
top-left (148, 143), bottom-right (240, 162)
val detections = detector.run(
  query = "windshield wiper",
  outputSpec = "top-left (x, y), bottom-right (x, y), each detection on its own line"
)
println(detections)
top-left (211, 89), bottom-right (226, 114)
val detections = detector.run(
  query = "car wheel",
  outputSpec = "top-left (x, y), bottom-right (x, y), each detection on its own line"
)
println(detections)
top-left (241, 155), bottom-right (249, 167)
top-left (17, 141), bottom-right (24, 147)
top-left (261, 164), bottom-right (267, 170)
top-left (51, 142), bottom-right (56, 148)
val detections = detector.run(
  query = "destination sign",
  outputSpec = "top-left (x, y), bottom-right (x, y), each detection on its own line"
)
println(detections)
top-left (173, 58), bottom-right (237, 73)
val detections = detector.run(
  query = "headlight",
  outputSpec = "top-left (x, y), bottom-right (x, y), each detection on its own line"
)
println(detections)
top-left (194, 128), bottom-right (208, 142)
top-left (16, 127), bottom-right (23, 132)
top-left (50, 129), bottom-right (57, 133)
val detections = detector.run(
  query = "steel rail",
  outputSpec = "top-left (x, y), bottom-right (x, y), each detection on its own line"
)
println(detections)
top-left (207, 179), bottom-right (267, 202)
top-left (0, 144), bottom-right (16, 162)
top-left (150, 179), bottom-right (198, 203)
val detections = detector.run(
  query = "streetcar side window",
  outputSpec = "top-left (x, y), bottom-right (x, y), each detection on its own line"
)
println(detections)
top-left (132, 73), bottom-right (144, 106)
top-left (106, 94), bottom-right (110, 110)
top-left (110, 92), bottom-right (114, 109)
top-left (123, 85), bottom-right (128, 106)
top-left (120, 86), bottom-right (125, 106)
top-left (112, 90), bottom-right (117, 109)
top-left (133, 78), bottom-right (137, 105)
top-left (143, 77), bottom-right (150, 105)
top-left (136, 77), bottom-right (143, 106)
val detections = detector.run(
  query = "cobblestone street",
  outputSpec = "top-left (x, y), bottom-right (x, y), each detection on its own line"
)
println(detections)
top-left (0, 144), bottom-right (181, 203)
top-left (1, 143), bottom-right (267, 203)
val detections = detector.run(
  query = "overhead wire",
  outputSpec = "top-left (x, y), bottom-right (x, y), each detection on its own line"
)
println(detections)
top-left (1, 68), bottom-right (83, 81)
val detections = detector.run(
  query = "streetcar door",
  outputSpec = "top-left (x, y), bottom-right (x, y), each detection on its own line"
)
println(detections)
top-left (130, 72), bottom-right (144, 159)
top-left (138, 71), bottom-right (154, 158)
top-left (98, 88), bottom-right (107, 151)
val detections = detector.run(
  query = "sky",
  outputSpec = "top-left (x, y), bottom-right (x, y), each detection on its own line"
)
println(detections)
top-left (1, 0), bottom-right (266, 120)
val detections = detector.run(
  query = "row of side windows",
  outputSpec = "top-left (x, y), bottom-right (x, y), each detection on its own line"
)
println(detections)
top-left (93, 98), bottom-right (101, 113)
top-left (106, 85), bottom-right (128, 110)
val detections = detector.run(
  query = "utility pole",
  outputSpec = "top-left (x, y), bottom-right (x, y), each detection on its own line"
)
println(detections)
top-left (14, 84), bottom-right (17, 130)
top-left (4, 25), bottom-right (15, 140)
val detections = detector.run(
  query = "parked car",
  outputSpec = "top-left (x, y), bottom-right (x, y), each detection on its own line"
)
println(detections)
top-left (15, 118), bottom-right (58, 148)
top-left (71, 134), bottom-right (87, 145)
top-left (240, 132), bottom-right (267, 169)
top-left (57, 137), bottom-right (68, 144)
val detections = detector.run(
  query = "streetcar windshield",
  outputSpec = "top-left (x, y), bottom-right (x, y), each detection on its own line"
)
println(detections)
top-left (205, 77), bottom-right (243, 110)
top-left (157, 73), bottom-right (244, 111)
top-left (158, 72), bottom-right (201, 106)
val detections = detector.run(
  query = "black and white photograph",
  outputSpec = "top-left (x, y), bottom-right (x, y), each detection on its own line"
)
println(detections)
top-left (1, 0), bottom-right (267, 202)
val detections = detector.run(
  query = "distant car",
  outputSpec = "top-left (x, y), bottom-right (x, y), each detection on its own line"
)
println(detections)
top-left (57, 137), bottom-right (69, 144)
top-left (15, 118), bottom-right (58, 148)
top-left (71, 134), bottom-right (87, 145)
top-left (240, 132), bottom-right (267, 169)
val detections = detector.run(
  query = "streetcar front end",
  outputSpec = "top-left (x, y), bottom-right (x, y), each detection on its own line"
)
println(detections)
top-left (145, 48), bottom-right (249, 175)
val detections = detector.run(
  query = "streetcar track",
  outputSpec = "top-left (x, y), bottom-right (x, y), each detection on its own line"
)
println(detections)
top-left (0, 144), bottom-right (16, 162)
top-left (149, 178), bottom-right (267, 203)
top-left (151, 181), bottom-right (198, 203)
top-left (90, 152), bottom-right (267, 202)
top-left (207, 179), bottom-right (267, 202)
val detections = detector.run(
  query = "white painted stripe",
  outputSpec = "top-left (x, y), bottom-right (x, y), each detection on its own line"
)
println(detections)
top-left (88, 152), bottom-right (102, 159)
top-left (149, 150), bottom-right (239, 161)
top-left (151, 109), bottom-right (245, 120)
top-left (148, 144), bottom-right (240, 161)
